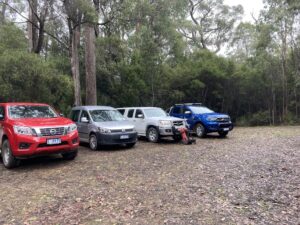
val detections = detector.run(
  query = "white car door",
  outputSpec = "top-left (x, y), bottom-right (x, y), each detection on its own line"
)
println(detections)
top-left (133, 109), bottom-right (147, 135)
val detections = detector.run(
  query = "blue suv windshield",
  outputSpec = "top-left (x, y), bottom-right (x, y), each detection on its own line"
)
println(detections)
top-left (189, 106), bottom-right (214, 114)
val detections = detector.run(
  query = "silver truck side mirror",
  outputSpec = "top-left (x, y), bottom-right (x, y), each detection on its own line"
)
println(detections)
top-left (137, 114), bottom-right (144, 119)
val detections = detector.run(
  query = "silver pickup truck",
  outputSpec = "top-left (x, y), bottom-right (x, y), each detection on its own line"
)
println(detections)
top-left (117, 107), bottom-right (187, 142)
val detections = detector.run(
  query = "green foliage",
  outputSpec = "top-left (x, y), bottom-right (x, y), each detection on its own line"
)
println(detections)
top-left (0, 51), bottom-right (73, 113)
top-left (237, 111), bottom-right (271, 126)
top-left (1, 0), bottom-right (300, 126)
top-left (0, 23), bottom-right (27, 53)
top-left (0, 24), bottom-right (73, 114)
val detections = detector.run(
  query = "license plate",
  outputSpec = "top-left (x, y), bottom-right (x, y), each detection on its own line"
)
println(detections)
top-left (120, 135), bottom-right (129, 139)
top-left (223, 128), bottom-right (230, 131)
top-left (47, 138), bottom-right (61, 145)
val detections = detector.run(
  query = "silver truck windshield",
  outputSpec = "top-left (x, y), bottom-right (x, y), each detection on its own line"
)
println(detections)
top-left (9, 105), bottom-right (58, 119)
top-left (144, 108), bottom-right (167, 118)
top-left (189, 106), bottom-right (214, 114)
top-left (89, 110), bottom-right (125, 122)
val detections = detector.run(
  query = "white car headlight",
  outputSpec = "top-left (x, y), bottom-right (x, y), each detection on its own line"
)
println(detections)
top-left (99, 127), bottom-right (111, 134)
top-left (13, 125), bottom-right (37, 136)
top-left (67, 123), bottom-right (77, 134)
top-left (159, 120), bottom-right (172, 127)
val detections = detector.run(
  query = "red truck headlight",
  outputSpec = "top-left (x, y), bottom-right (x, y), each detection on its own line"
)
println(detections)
top-left (13, 125), bottom-right (37, 136)
top-left (66, 124), bottom-right (77, 134)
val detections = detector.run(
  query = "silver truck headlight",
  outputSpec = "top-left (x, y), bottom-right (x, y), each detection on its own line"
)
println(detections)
top-left (159, 120), bottom-right (172, 127)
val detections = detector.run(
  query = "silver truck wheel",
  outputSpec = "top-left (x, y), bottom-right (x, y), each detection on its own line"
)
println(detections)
top-left (147, 127), bottom-right (160, 143)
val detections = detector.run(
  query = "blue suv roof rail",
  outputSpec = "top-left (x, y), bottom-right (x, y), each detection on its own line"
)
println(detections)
top-left (174, 103), bottom-right (202, 106)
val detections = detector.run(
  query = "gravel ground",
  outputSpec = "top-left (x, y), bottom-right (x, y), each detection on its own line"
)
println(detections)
top-left (0, 127), bottom-right (299, 225)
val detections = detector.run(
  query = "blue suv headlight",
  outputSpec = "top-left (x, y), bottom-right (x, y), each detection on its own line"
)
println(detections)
top-left (207, 116), bottom-right (218, 121)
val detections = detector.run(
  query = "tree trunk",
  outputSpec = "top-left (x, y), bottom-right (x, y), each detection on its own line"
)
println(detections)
top-left (70, 24), bottom-right (82, 106)
top-left (84, 23), bottom-right (97, 105)
top-left (28, 0), bottom-right (38, 52)
top-left (0, 0), bottom-right (8, 24)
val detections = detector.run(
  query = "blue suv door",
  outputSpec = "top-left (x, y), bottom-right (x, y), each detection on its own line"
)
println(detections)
top-left (171, 106), bottom-right (184, 119)
top-left (182, 106), bottom-right (194, 128)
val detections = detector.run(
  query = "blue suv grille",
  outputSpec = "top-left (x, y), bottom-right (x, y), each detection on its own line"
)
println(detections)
top-left (216, 117), bottom-right (230, 122)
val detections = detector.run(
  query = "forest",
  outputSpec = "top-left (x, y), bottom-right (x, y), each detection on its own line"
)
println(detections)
top-left (0, 0), bottom-right (299, 125)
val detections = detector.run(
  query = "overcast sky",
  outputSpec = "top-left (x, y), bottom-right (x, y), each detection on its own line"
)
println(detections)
top-left (224, 0), bottom-right (264, 23)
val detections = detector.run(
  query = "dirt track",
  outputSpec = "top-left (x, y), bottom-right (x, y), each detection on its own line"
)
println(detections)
top-left (0, 127), bottom-right (299, 225)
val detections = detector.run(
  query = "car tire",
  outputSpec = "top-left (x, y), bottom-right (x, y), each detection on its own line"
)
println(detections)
top-left (173, 135), bottom-right (182, 142)
top-left (1, 139), bottom-right (20, 169)
top-left (218, 131), bottom-right (228, 138)
top-left (62, 150), bottom-right (78, 160)
top-left (146, 127), bottom-right (160, 143)
top-left (126, 143), bottom-right (136, 148)
top-left (89, 134), bottom-right (99, 150)
top-left (194, 123), bottom-right (206, 138)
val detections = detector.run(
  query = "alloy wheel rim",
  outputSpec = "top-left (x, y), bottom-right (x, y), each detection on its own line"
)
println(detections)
top-left (3, 141), bottom-right (10, 165)
top-left (196, 126), bottom-right (203, 136)
top-left (90, 136), bottom-right (97, 149)
top-left (149, 129), bottom-right (157, 141)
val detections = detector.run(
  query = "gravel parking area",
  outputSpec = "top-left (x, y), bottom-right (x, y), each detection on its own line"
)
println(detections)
top-left (0, 127), bottom-right (299, 225)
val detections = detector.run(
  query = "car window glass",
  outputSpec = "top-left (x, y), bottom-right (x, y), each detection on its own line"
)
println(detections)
top-left (189, 106), bottom-right (214, 114)
top-left (0, 106), bottom-right (4, 120)
top-left (184, 107), bottom-right (191, 113)
top-left (144, 108), bottom-right (167, 117)
top-left (80, 111), bottom-right (90, 121)
top-left (172, 106), bottom-right (181, 114)
top-left (89, 110), bottom-right (125, 122)
top-left (9, 105), bottom-right (57, 119)
top-left (127, 109), bottom-right (134, 118)
top-left (118, 109), bottom-right (125, 115)
top-left (71, 110), bottom-right (80, 122)
top-left (135, 109), bottom-right (144, 118)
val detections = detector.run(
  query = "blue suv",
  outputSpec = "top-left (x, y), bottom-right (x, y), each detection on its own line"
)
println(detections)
top-left (168, 103), bottom-right (233, 138)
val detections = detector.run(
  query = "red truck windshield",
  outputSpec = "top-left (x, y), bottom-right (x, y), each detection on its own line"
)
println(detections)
top-left (8, 105), bottom-right (58, 119)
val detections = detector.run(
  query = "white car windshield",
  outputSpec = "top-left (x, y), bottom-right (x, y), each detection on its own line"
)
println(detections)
top-left (189, 106), bottom-right (214, 114)
top-left (89, 110), bottom-right (125, 122)
top-left (144, 108), bottom-right (167, 117)
top-left (9, 105), bottom-right (58, 119)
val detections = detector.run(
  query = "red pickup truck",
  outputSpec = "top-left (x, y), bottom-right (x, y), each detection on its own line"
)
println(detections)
top-left (0, 103), bottom-right (79, 168)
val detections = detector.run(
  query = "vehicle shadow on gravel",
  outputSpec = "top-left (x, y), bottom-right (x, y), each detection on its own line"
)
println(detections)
top-left (79, 142), bottom-right (134, 152)
top-left (2, 156), bottom-right (70, 171)
top-left (138, 136), bottom-right (185, 145)
top-left (204, 134), bottom-right (229, 139)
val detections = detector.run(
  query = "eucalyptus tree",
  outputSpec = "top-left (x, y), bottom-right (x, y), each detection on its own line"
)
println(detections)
top-left (261, 0), bottom-right (298, 120)
top-left (179, 0), bottom-right (243, 53)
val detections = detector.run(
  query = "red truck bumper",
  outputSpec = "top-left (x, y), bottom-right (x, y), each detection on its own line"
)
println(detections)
top-left (10, 132), bottom-right (79, 157)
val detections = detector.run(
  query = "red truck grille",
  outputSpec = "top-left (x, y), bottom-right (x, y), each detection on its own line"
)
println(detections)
top-left (40, 127), bottom-right (65, 136)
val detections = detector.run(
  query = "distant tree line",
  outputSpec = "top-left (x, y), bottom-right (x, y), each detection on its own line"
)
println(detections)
top-left (0, 0), bottom-right (299, 125)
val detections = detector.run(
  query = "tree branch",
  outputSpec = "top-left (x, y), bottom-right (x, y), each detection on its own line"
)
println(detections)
top-left (2, 2), bottom-right (69, 50)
